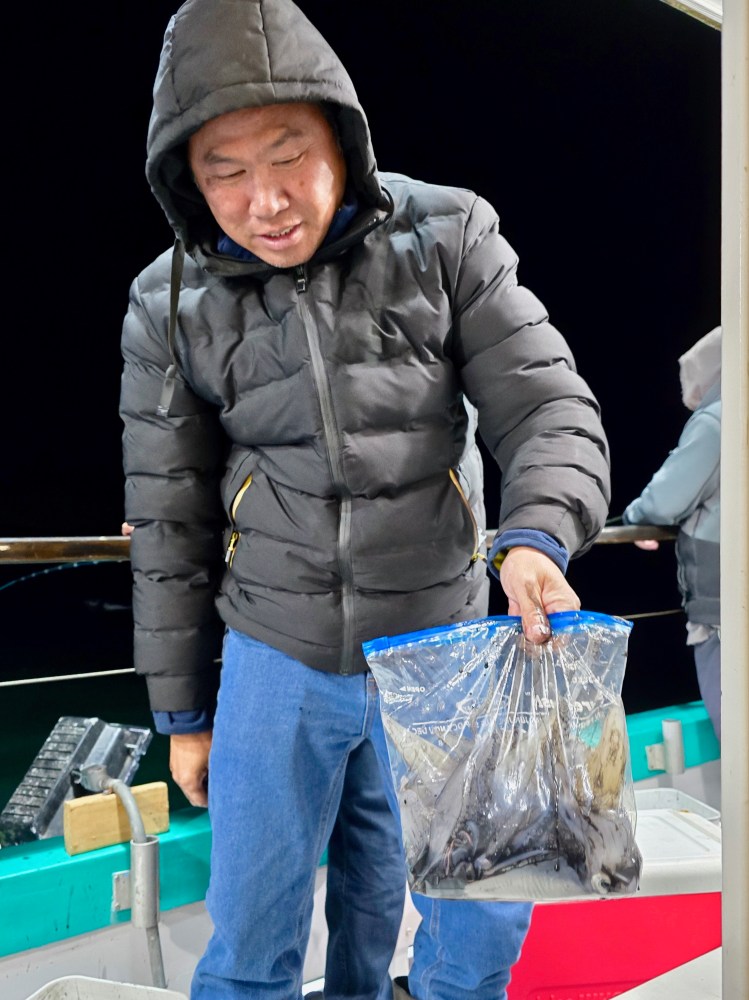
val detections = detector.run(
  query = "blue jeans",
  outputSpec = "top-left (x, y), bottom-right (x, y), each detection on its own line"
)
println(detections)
top-left (694, 632), bottom-right (721, 741)
top-left (192, 629), bottom-right (532, 1000)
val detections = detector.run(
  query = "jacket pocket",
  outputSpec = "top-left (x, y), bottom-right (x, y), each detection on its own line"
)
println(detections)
top-left (225, 473), bottom-right (253, 568)
top-left (449, 469), bottom-right (485, 565)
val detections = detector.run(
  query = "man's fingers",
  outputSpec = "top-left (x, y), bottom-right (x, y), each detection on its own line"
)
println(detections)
top-left (544, 592), bottom-right (581, 615)
top-left (170, 761), bottom-right (209, 807)
top-left (180, 782), bottom-right (209, 808)
top-left (521, 604), bottom-right (551, 644)
top-left (169, 731), bottom-right (212, 809)
top-left (512, 580), bottom-right (550, 644)
top-left (507, 596), bottom-right (550, 643)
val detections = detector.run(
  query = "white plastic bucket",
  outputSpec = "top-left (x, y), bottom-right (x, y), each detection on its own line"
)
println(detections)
top-left (25, 977), bottom-right (187, 1000)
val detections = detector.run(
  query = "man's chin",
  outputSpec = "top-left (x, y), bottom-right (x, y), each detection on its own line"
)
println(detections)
top-left (246, 229), bottom-right (324, 270)
top-left (253, 248), bottom-right (315, 269)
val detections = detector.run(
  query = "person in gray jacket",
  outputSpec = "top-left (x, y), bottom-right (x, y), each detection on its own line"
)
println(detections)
top-left (119, 1), bottom-right (611, 997)
top-left (623, 326), bottom-right (721, 740)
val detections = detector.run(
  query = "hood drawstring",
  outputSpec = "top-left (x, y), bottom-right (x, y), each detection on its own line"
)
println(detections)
top-left (157, 239), bottom-right (186, 417)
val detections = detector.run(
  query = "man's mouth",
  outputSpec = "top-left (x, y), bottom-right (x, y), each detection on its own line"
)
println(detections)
top-left (260, 223), bottom-right (301, 241)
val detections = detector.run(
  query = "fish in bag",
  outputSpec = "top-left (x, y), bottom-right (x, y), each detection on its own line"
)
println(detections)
top-left (363, 611), bottom-right (642, 901)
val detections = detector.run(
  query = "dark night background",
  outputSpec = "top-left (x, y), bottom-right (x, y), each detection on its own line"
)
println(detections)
top-left (0, 1), bottom-right (721, 807)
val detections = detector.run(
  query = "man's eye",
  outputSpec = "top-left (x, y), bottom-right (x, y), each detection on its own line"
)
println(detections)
top-left (212, 170), bottom-right (244, 181)
top-left (275, 153), bottom-right (303, 167)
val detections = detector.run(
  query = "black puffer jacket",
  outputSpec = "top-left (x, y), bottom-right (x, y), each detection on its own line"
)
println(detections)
top-left (120, 0), bottom-right (611, 712)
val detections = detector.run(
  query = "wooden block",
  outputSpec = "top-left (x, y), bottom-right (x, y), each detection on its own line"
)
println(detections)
top-left (63, 782), bottom-right (170, 855)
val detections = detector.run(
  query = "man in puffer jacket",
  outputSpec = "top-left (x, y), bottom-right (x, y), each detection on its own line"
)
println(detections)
top-left (623, 327), bottom-right (721, 740)
top-left (119, 1), bottom-right (611, 997)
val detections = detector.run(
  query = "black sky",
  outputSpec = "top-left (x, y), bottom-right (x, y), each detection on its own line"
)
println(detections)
top-left (1, 0), bottom-right (721, 717)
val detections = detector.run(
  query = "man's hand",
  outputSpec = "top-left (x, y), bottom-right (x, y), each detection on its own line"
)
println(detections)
top-left (499, 546), bottom-right (581, 644)
top-left (125, 519), bottom-right (211, 805)
top-left (634, 539), bottom-right (659, 551)
top-left (170, 731), bottom-right (212, 807)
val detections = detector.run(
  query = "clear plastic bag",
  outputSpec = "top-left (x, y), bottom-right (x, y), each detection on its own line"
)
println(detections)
top-left (362, 611), bottom-right (642, 901)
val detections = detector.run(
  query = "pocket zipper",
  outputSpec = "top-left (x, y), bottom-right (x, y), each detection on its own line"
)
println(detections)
top-left (449, 469), bottom-right (485, 564)
top-left (225, 473), bottom-right (253, 567)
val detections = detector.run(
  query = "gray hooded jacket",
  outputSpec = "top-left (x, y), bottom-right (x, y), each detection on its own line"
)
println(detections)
top-left (624, 328), bottom-right (721, 627)
top-left (120, 0), bottom-right (611, 712)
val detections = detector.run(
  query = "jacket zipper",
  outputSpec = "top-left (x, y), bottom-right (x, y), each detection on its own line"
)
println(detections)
top-left (295, 264), bottom-right (357, 674)
top-left (449, 469), bottom-right (485, 563)
top-left (225, 473), bottom-right (253, 568)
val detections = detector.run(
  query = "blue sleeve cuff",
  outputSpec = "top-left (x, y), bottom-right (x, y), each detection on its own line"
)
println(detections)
top-left (488, 529), bottom-right (570, 578)
top-left (152, 708), bottom-right (213, 736)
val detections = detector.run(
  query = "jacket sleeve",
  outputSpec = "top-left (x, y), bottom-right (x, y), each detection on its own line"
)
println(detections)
top-left (622, 408), bottom-right (721, 526)
top-left (451, 196), bottom-right (611, 557)
top-left (120, 270), bottom-right (227, 713)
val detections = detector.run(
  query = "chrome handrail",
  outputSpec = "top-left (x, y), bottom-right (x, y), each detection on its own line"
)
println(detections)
top-left (0, 524), bottom-right (678, 565)
top-left (0, 537), bottom-right (131, 564)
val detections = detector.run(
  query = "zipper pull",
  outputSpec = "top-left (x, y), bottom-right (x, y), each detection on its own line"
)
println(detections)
top-left (225, 530), bottom-right (239, 567)
top-left (156, 363), bottom-right (178, 418)
top-left (295, 265), bottom-right (307, 293)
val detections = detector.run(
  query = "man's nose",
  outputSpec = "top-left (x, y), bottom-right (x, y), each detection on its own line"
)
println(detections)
top-left (250, 178), bottom-right (289, 218)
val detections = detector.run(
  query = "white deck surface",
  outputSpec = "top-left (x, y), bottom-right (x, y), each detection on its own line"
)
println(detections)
top-left (616, 947), bottom-right (721, 998)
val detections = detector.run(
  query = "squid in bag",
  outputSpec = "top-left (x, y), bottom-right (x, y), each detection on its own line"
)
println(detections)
top-left (362, 611), bottom-right (642, 901)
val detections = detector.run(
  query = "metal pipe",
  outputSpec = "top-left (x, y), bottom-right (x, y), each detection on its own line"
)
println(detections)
top-left (720, 0), bottom-right (749, 996)
top-left (132, 838), bottom-right (167, 989)
top-left (0, 524), bottom-right (678, 565)
top-left (0, 536), bottom-right (131, 564)
top-left (77, 766), bottom-right (167, 989)
top-left (146, 926), bottom-right (167, 990)
top-left (657, 0), bottom-right (722, 30)
top-left (0, 667), bottom-right (135, 688)
top-left (103, 777), bottom-right (147, 844)
top-left (661, 719), bottom-right (686, 775)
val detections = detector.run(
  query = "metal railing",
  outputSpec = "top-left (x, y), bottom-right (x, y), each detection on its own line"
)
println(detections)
top-left (0, 524), bottom-right (677, 565)
top-left (0, 523), bottom-right (680, 690)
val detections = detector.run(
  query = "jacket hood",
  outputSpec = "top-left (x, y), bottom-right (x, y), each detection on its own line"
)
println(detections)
top-left (679, 326), bottom-right (721, 411)
top-left (146, 0), bottom-right (388, 265)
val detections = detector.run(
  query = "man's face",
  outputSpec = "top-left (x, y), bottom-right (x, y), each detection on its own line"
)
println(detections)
top-left (188, 102), bottom-right (347, 268)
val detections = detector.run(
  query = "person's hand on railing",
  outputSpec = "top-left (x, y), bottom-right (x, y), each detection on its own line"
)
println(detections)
top-left (634, 538), bottom-right (660, 551)
top-left (602, 516), bottom-right (675, 548)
